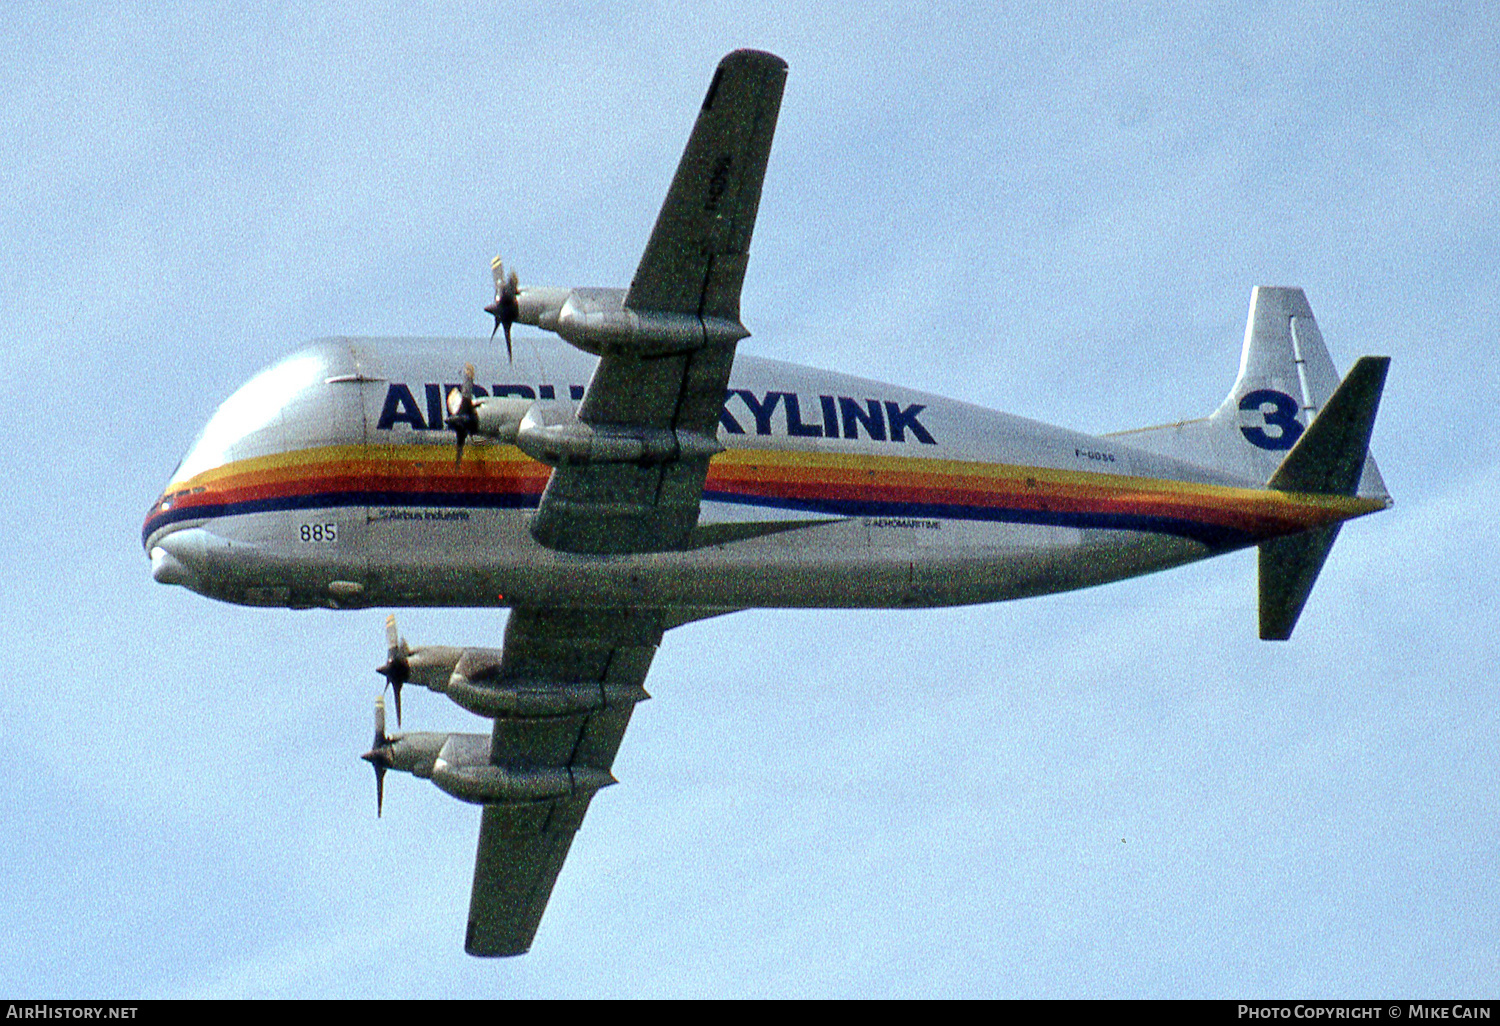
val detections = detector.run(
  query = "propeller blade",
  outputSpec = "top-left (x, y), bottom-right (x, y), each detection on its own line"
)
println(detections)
top-left (443, 365), bottom-right (479, 468)
top-left (376, 615), bottom-right (410, 726)
top-left (361, 695), bottom-right (392, 817)
top-left (484, 257), bottom-right (519, 363)
top-left (502, 269), bottom-right (519, 364)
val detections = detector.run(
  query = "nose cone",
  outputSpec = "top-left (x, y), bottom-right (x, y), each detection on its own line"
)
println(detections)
top-left (147, 527), bottom-right (235, 589)
top-left (150, 545), bottom-right (193, 586)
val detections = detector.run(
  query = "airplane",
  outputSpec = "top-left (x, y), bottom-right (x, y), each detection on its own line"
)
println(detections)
top-left (142, 49), bottom-right (1391, 957)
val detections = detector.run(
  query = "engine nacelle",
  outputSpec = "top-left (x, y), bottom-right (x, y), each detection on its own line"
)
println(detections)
top-left (400, 645), bottom-right (464, 690)
top-left (514, 285), bottom-right (748, 356)
top-left (401, 645), bottom-right (649, 719)
top-left (431, 757), bottom-right (616, 805)
top-left (515, 402), bottom-right (722, 467)
top-left (443, 647), bottom-right (650, 718)
top-left (471, 396), bottom-right (534, 443)
top-left (450, 679), bottom-right (649, 719)
top-left (376, 730), bottom-right (451, 779)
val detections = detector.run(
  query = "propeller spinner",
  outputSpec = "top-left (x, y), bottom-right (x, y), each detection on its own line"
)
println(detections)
top-left (443, 363), bottom-right (478, 467)
top-left (484, 256), bottom-right (520, 362)
top-left (361, 695), bottom-right (394, 817)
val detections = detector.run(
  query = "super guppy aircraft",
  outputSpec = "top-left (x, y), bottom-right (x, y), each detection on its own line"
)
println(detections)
top-left (143, 50), bottom-right (1391, 956)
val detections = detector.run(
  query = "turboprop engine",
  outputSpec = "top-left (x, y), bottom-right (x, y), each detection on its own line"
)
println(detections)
top-left (442, 361), bottom-right (723, 470)
top-left (360, 697), bottom-right (615, 814)
top-left (377, 615), bottom-right (650, 721)
top-left (506, 280), bottom-right (748, 356)
top-left (442, 364), bottom-right (535, 465)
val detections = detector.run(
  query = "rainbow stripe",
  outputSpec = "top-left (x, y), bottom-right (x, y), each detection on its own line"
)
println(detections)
top-left (143, 443), bottom-right (1384, 550)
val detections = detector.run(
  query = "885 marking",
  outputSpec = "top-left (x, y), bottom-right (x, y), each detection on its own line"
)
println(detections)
top-left (299, 522), bottom-right (338, 542)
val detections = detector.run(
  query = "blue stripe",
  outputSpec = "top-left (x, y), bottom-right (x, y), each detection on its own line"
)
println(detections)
top-left (141, 490), bottom-right (541, 547)
top-left (701, 489), bottom-right (1253, 550)
top-left (144, 486), bottom-right (1253, 551)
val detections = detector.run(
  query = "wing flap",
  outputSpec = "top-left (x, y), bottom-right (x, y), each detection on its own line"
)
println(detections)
top-left (531, 455), bottom-right (711, 553)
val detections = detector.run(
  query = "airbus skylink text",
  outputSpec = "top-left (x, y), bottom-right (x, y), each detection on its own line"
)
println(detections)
top-left (376, 383), bottom-right (940, 444)
top-left (6, 1007), bottom-right (138, 1019)
top-left (1239, 1008), bottom-right (1491, 1020)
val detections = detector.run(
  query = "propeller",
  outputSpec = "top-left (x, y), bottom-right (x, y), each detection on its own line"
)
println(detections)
top-left (443, 363), bottom-right (478, 467)
top-left (360, 695), bottom-right (394, 817)
top-left (375, 613), bottom-right (410, 725)
top-left (484, 257), bottom-right (520, 363)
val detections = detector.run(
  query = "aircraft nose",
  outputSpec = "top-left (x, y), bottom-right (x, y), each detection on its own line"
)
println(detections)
top-left (147, 527), bottom-right (220, 588)
top-left (149, 544), bottom-right (193, 586)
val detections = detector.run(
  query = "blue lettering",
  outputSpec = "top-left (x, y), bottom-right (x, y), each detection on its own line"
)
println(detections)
top-left (1239, 389), bottom-right (1304, 450)
top-left (733, 389), bottom-right (782, 435)
top-left (719, 395), bottom-right (746, 435)
top-left (377, 384), bottom-right (426, 430)
top-left (424, 384), bottom-right (445, 431)
top-left (839, 397), bottom-right (886, 441)
top-left (884, 401), bottom-right (936, 444)
top-left (570, 385), bottom-right (585, 401)
top-left (492, 384), bottom-right (536, 398)
top-left (538, 385), bottom-right (555, 400)
top-left (710, 390), bottom-right (940, 444)
top-left (782, 393), bottom-right (824, 437)
top-left (819, 396), bottom-right (839, 438)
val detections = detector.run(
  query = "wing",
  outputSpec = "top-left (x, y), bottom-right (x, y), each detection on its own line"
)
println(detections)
top-left (530, 49), bottom-right (787, 554)
top-left (463, 607), bottom-right (664, 957)
top-left (624, 47), bottom-right (787, 321)
top-left (464, 51), bottom-right (785, 955)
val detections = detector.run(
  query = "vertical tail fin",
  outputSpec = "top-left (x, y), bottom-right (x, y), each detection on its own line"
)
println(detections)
top-left (1109, 287), bottom-right (1393, 639)
top-left (1205, 286), bottom-right (1388, 498)
top-left (1220, 291), bottom-right (1392, 639)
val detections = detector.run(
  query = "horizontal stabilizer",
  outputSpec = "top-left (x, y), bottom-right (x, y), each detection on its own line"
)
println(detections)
top-left (1258, 356), bottom-right (1390, 640)
top-left (1267, 356), bottom-right (1390, 497)
top-left (1259, 525), bottom-right (1341, 641)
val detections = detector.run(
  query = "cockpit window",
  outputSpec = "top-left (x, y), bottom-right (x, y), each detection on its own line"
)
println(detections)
top-left (170, 353), bottom-right (325, 485)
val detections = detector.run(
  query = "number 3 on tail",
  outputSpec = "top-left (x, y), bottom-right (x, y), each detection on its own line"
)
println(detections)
top-left (1239, 389), bottom-right (1305, 450)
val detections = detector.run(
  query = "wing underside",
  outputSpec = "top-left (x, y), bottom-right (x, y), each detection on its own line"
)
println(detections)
top-left (531, 49), bottom-right (787, 555)
top-left (463, 50), bottom-right (787, 955)
top-left (464, 607), bottom-right (664, 956)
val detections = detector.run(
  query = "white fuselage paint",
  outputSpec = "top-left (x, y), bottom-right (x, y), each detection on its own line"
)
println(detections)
top-left (143, 337), bottom-right (1319, 614)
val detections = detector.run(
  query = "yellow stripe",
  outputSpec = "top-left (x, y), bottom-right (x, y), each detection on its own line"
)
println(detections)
top-left (173, 442), bottom-right (1384, 523)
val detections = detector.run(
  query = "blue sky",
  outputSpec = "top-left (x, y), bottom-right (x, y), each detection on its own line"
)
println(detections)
top-left (2, 1), bottom-right (1496, 998)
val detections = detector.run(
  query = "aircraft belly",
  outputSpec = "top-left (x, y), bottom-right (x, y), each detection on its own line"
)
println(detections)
top-left (362, 513), bottom-right (1211, 609)
top-left (909, 527), bottom-right (1212, 605)
top-left (163, 504), bottom-right (1216, 611)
